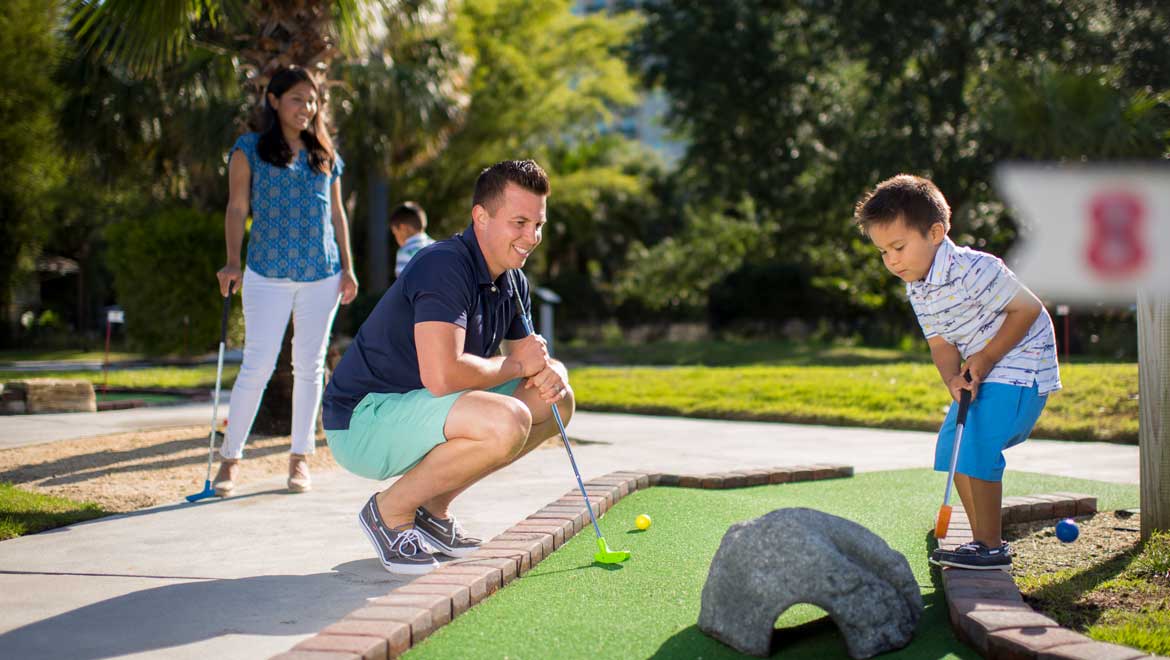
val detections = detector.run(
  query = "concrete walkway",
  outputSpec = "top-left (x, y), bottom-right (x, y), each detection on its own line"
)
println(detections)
top-left (0, 400), bottom-right (229, 450)
top-left (0, 410), bottom-right (1139, 659)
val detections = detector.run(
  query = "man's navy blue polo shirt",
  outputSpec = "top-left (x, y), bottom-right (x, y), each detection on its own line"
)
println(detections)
top-left (322, 224), bottom-right (531, 430)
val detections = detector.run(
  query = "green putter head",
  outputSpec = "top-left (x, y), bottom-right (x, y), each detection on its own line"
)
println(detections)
top-left (594, 537), bottom-right (631, 564)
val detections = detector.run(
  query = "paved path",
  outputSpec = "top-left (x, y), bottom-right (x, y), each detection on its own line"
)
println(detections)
top-left (0, 400), bottom-right (229, 450)
top-left (0, 410), bottom-right (1139, 659)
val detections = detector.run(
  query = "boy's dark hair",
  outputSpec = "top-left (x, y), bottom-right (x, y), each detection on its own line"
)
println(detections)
top-left (472, 159), bottom-right (550, 212)
top-left (853, 174), bottom-right (951, 237)
top-left (389, 202), bottom-right (427, 232)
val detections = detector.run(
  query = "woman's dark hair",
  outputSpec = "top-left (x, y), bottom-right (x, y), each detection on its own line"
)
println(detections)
top-left (256, 65), bottom-right (335, 175)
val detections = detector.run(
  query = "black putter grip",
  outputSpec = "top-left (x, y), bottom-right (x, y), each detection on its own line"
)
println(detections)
top-left (219, 282), bottom-right (235, 345)
top-left (509, 271), bottom-right (530, 334)
top-left (956, 371), bottom-right (973, 425)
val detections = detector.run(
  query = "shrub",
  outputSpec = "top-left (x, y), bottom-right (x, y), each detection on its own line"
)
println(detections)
top-left (106, 207), bottom-right (244, 353)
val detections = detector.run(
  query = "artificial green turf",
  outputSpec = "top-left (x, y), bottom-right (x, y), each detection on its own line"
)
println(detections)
top-left (406, 469), bottom-right (1139, 659)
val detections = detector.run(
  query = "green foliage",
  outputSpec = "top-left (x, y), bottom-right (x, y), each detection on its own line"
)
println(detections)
top-left (0, 483), bottom-right (108, 541)
top-left (55, 36), bottom-right (244, 209)
top-left (68, 0), bottom-right (371, 78)
top-left (0, 0), bottom-right (66, 334)
top-left (530, 137), bottom-right (666, 321)
top-left (105, 207), bottom-right (244, 353)
top-left (633, 0), bottom-right (1170, 326)
top-left (616, 199), bottom-right (773, 314)
top-left (1129, 531), bottom-right (1170, 581)
top-left (984, 63), bottom-right (1170, 160)
top-left (69, 0), bottom-right (227, 77)
top-left (404, 0), bottom-right (642, 236)
top-left (333, 1), bottom-right (469, 181)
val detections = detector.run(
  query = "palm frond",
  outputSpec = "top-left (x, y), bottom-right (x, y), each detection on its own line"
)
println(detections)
top-left (69, 0), bottom-right (225, 78)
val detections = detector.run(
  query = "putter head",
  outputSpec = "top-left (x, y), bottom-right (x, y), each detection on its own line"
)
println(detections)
top-left (594, 537), bottom-right (631, 564)
top-left (934, 504), bottom-right (953, 539)
top-left (186, 480), bottom-right (216, 503)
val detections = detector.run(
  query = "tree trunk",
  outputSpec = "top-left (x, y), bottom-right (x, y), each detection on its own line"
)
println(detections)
top-left (367, 172), bottom-right (390, 293)
top-left (1138, 291), bottom-right (1169, 541)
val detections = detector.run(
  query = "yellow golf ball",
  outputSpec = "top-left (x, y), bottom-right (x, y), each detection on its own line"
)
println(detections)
top-left (635, 514), bottom-right (652, 530)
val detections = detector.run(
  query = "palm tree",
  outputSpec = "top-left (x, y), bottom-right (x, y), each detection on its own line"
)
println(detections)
top-left (70, 0), bottom-right (375, 91)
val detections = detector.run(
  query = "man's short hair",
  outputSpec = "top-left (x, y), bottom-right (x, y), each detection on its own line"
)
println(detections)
top-left (472, 159), bottom-right (550, 212)
top-left (389, 202), bottom-right (427, 232)
top-left (853, 174), bottom-right (951, 237)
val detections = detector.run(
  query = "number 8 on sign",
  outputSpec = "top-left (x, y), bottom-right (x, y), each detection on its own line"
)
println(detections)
top-left (1086, 192), bottom-right (1146, 278)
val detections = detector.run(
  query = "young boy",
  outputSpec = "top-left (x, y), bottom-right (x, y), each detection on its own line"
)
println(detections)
top-left (854, 174), bottom-right (1061, 570)
top-left (390, 201), bottom-right (435, 278)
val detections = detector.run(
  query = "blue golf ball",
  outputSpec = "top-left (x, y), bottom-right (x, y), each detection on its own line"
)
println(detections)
top-left (1055, 518), bottom-right (1079, 543)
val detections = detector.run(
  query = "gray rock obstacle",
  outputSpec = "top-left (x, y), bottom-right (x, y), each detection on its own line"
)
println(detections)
top-left (698, 507), bottom-right (922, 659)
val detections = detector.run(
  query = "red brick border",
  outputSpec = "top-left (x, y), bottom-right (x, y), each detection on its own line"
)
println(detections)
top-left (938, 493), bottom-right (1165, 659)
top-left (270, 463), bottom-right (853, 659)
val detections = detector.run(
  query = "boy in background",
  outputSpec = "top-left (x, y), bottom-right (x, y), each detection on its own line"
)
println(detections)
top-left (391, 202), bottom-right (435, 277)
top-left (853, 174), bottom-right (1061, 570)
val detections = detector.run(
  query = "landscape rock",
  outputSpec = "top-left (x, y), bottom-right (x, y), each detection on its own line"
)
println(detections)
top-left (699, 507), bottom-right (922, 659)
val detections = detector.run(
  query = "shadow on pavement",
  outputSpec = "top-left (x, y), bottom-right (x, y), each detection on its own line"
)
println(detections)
top-left (0, 564), bottom-right (408, 660)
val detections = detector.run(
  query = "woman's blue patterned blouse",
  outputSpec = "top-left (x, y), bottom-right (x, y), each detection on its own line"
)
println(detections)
top-left (230, 133), bottom-right (344, 281)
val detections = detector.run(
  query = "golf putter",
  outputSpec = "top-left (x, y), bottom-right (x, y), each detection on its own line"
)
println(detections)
top-left (934, 372), bottom-right (973, 539)
top-left (187, 282), bottom-right (234, 503)
top-left (509, 272), bottom-right (630, 564)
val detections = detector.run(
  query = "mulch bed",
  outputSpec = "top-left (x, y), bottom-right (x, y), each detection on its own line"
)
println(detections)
top-left (1007, 510), bottom-right (1168, 633)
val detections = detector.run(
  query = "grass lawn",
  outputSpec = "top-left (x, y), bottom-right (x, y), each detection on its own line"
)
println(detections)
top-left (0, 483), bottom-right (110, 541)
top-left (95, 392), bottom-right (190, 405)
top-left (570, 361), bottom-right (1137, 443)
top-left (1083, 531), bottom-right (1170, 654)
top-left (406, 469), bottom-right (1139, 660)
top-left (558, 340), bottom-right (931, 367)
top-left (0, 349), bottom-right (146, 364)
top-left (0, 365), bottom-right (238, 390)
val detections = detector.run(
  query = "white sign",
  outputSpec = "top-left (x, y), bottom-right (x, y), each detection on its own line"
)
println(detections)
top-left (995, 165), bottom-right (1170, 303)
top-left (107, 310), bottom-right (125, 324)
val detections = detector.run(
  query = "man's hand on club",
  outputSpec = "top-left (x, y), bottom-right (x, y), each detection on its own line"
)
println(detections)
top-left (526, 360), bottom-right (570, 404)
top-left (506, 334), bottom-right (550, 379)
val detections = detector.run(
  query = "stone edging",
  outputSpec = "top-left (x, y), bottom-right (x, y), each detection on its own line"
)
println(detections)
top-left (270, 463), bottom-right (854, 659)
top-left (940, 494), bottom-right (1166, 660)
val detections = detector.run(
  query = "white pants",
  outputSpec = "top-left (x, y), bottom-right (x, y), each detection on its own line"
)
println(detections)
top-left (220, 267), bottom-right (342, 459)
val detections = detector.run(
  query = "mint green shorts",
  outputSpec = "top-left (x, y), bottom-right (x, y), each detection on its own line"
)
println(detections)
top-left (326, 379), bottom-right (522, 481)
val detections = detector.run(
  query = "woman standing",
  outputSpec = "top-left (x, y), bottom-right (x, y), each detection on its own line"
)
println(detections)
top-left (214, 65), bottom-right (358, 496)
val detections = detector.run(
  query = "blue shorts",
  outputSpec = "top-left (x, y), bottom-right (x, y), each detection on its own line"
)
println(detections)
top-left (934, 382), bottom-right (1047, 482)
top-left (326, 379), bottom-right (522, 481)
